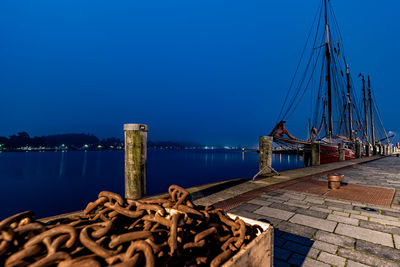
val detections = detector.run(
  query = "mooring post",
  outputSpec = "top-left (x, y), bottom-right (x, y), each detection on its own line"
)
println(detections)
top-left (311, 141), bottom-right (320, 166)
top-left (259, 136), bottom-right (273, 176)
top-left (338, 143), bottom-right (345, 161)
top-left (124, 123), bottom-right (148, 199)
top-left (355, 142), bottom-right (362, 158)
top-left (365, 144), bottom-right (370, 157)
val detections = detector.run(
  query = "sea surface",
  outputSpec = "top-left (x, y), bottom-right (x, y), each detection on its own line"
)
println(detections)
top-left (0, 150), bottom-right (305, 219)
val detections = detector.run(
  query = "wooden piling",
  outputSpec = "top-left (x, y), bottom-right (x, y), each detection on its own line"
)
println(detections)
top-left (366, 144), bottom-right (371, 157)
top-left (259, 136), bottom-right (273, 176)
top-left (124, 123), bottom-right (148, 199)
top-left (338, 143), bottom-right (345, 161)
top-left (355, 142), bottom-right (362, 158)
top-left (311, 142), bottom-right (320, 166)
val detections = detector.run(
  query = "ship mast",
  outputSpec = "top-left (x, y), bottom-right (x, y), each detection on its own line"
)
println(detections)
top-left (368, 76), bottom-right (376, 145)
top-left (361, 75), bottom-right (369, 142)
top-left (324, 0), bottom-right (333, 136)
top-left (346, 64), bottom-right (353, 140)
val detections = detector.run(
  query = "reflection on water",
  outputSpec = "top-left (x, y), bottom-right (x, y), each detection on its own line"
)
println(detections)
top-left (82, 151), bottom-right (87, 176)
top-left (59, 151), bottom-right (65, 177)
top-left (273, 153), bottom-right (305, 170)
top-left (0, 150), bottom-right (304, 219)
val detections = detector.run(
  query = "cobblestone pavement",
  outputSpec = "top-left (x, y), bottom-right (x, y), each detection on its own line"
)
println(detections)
top-left (230, 189), bottom-right (400, 266)
top-left (193, 156), bottom-right (384, 207)
top-left (229, 157), bottom-right (400, 266)
top-left (314, 157), bottom-right (400, 208)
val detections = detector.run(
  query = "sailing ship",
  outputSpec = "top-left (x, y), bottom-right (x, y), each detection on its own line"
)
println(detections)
top-left (269, 0), bottom-right (391, 164)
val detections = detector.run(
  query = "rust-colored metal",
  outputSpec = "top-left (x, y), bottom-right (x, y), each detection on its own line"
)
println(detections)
top-left (210, 249), bottom-right (234, 267)
top-left (29, 251), bottom-right (71, 267)
top-left (79, 224), bottom-right (120, 259)
top-left (0, 211), bottom-right (34, 230)
top-left (58, 255), bottom-right (101, 267)
top-left (24, 225), bottom-right (77, 249)
top-left (283, 180), bottom-right (395, 206)
top-left (109, 231), bottom-right (153, 248)
top-left (327, 173), bottom-right (344, 182)
top-left (327, 173), bottom-right (344, 189)
top-left (0, 185), bottom-right (263, 267)
top-left (167, 213), bottom-right (180, 255)
top-left (194, 227), bottom-right (217, 243)
top-left (213, 157), bottom-right (384, 211)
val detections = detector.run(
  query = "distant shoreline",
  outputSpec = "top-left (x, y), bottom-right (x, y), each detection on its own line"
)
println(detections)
top-left (0, 148), bottom-right (304, 154)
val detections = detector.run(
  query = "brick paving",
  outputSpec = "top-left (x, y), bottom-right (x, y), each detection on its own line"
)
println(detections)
top-left (230, 188), bottom-right (400, 266)
top-left (283, 180), bottom-right (395, 206)
top-left (189, 156), bottom-right (400, 266)
top-left (314, 156), bottom-right (400, 208)
top-left (222, 157), bottom-right (400, 266)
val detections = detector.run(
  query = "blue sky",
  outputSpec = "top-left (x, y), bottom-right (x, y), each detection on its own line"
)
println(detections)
top-left (0, 0), bottom-right (399, 146)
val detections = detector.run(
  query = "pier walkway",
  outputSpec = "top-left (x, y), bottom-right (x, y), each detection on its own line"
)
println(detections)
top-left (193, 155), bottom-right (400, 266)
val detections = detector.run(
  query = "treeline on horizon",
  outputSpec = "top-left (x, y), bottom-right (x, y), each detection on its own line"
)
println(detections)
top-left (0, 132), bottom-right (203, 151)
top-left (0, 132), bottom-right (122, 150)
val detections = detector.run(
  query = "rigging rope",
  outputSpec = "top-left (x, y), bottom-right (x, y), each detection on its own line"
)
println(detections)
top-left (276, 0), bottom-right (323, 122)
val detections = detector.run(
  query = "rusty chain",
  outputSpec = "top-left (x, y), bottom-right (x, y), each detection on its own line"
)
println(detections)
top-left (0, 185), bottom-right (263, 266)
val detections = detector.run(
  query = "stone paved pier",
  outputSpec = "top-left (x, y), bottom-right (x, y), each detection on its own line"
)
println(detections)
top-left (192, 156), bottom-right (400, 266)
top-left (41, 155), bottom-right (400, 266)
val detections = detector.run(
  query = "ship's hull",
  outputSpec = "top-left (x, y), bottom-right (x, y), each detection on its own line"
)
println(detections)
top-left (272, 136), bottom-right (357, 165)
top-left (320, 144), bottom-right (356, 164)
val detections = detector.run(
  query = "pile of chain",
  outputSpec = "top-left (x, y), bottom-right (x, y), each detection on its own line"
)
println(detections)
top-left (0, 185), bottom-right (263, 267)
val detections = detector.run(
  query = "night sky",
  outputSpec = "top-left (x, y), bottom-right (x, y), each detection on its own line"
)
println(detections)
top-left (0, 0), bottom-right (399, 146)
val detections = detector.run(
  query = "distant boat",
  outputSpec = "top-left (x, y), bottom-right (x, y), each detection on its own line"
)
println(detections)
top-left (269, 0), bottom-right (391, 164)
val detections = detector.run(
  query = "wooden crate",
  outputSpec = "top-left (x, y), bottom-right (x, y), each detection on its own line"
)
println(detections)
top-left (222, 213), bottom-right (273, 267)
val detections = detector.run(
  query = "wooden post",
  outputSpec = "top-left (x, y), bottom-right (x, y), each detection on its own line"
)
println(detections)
top-left (365, 144), bottom-right (371, 157)
top-left (373, 145), bottom-right (377, 155)
top-left (259, 136), bottom-right (273, 176)
top-left (338, 143), bottom-right (345, 161)
top-left (124, 123), bottom-right (148, 199)
top-left (355, 142), bottom-right (362, 158)
top-left (311, 142), bottom-right (320, 166)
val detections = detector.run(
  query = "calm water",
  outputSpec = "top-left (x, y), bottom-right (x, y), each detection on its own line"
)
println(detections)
top-left (0, 150), bottom-right (304, 219)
